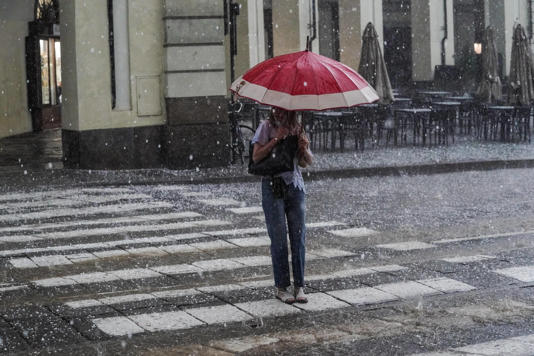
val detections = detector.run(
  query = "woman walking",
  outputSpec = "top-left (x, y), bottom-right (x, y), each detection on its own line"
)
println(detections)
top-left (251, 108), bottom-right (313, 304)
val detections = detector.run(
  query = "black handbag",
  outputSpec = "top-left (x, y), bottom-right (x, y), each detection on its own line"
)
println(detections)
top-left (248, 135), bottom-right (298, 176)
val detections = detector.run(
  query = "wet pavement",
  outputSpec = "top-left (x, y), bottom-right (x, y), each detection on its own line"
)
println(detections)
top-left (1, 169), bottom-right (534, 354)
top-left (3, 128), bottom-right (534, 189)
top-left (0, 129), bottom-right (63, 171)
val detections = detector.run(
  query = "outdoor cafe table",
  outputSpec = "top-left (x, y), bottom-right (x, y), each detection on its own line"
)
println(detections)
top-left (445, 96), bottom-right (474, 102)
top-left (393, 108), bottom-right (432, 145)
top-left (432, 101), bottom-right (462, 143)
top-left (417, 90), bottom-right (452, 97)
top-left (485, 105), bottom-right (515, 141)
top-left (311, 111), bottom-right (344, 151)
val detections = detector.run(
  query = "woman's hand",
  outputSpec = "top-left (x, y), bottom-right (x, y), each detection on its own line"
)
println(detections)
top-left (275, 127), bottom-right (289, 140)
top-left (297, 132), bottom-right (313, 168)
top-left (298, 133), bottom-right (310, 151)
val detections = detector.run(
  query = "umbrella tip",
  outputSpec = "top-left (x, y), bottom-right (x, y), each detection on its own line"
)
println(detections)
top-left (306, 36), bottom-right (310, 51)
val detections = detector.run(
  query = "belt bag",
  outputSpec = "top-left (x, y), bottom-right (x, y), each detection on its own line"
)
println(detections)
top-left (248, 135), bottom-right (298, 176)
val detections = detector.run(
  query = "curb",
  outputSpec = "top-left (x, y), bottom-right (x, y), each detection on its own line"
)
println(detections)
top-left (2, 158), bottom-right (534, 189)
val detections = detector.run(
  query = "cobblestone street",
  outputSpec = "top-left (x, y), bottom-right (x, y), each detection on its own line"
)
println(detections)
top-left (1, 169), bottom-right (534, 354)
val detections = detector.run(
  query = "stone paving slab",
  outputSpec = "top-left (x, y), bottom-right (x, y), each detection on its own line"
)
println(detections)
top-left (185, 304), bottom-right (252, 325)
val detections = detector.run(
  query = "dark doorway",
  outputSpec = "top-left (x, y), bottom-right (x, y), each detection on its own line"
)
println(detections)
top-left (383, 27), bottom-right (412, 88)
top-left (26, 0), bottom-right (62, 131)
top-left (382, 0), bottom-right (412, 88)
top-left (318, 0), bottom-right (340, 60)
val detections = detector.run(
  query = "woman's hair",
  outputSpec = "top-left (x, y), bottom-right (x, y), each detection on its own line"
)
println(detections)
top-left (269, 108), bottom-right (300, 133)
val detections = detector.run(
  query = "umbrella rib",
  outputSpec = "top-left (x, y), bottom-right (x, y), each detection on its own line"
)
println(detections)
top-left (315, 60), bottom-right (347, 107)
top-left (260, 55), bottom-right (302, 105)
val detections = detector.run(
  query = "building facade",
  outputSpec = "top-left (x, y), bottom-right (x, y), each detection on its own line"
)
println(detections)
top-left (0, 0), bottom-right (532, 169)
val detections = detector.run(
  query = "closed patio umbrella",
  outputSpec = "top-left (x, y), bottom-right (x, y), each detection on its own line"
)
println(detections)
top-left (476, 27), bottom-right (502, 103)
top-left (358, 22), bottom-right (394, 104)
top-left (508, 24), bottom-right (534, 105)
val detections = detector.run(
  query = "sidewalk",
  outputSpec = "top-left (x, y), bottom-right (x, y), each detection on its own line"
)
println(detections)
top-left (2, 135), bottom-right (534, 189)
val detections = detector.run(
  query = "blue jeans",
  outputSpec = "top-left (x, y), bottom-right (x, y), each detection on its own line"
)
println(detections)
top-left (261, 178), bottom-right (306, 288)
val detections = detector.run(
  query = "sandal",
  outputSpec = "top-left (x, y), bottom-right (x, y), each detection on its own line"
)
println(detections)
top-left (294, 287), bottom-right (308, 303)
top-left (275, 287), bottom-right (295, 304)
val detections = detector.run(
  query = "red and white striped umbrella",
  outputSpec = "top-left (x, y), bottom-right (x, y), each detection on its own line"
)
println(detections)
top-left (230, 49), bottom-right (379, 111)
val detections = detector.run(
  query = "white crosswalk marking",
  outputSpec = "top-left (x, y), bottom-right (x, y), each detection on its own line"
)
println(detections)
top-left (0, 219), bottom-right (230, 243)
top-left (376, 241), bottom-right (435, 251)
top-left (412, 333), bottom-right (534, 355)
top-left (62, 264), bottom-right (406, 309)
top-left (328, 227), bottom-right (378, 238)
top-left (197, 198), bottom-right (241, 206)
top-left (0, 187), bottom-right (134, 202)
top-left (0, 193), bottom-right (151, 210)
top-left (0, 201), bottom-right (173, 222)
top-left (494, 265), bottom-right (534, 282)
top-left (442, 255), bottom-right (495, 263)
top-left (31, 249), bottom-right (355, 287)
top-left (0, 211), bottom-right (203, 234)
top-left (0, 232), bottom-right (207, 257)
top-left (90, 276), bottom-right (475, 336)
top-left (434, 230), bottom-right (534, 244)
top-left (226, 206), bottom-right (264, 214)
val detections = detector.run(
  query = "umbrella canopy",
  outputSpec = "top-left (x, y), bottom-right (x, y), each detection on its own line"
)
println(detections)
top-left (358, 22), bottom-right (394, 104)
top-left (476, 27), bottom-right (502, 103)
top-left (508, 24), bottom-right (534, 105)
top-left (230, 49), bottom-right (379, 111)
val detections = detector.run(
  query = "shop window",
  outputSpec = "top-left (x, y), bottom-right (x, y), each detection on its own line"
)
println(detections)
top-left (39, 37), bottom-right (61, 106)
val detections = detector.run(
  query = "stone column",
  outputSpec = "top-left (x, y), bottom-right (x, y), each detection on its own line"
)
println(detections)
top-left (163, 0), bottom-right (230, 169)
top-left (272, 0), bottom-right (300, 55)
top-left (112, 0), bottom-right (131, 110)
top-left (411, 0), bottom-right (455, 82)
top-left (61, 0), bottom-right (165, 169)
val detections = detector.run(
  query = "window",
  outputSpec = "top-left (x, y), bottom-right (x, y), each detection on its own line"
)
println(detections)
top-left (39, 38), bottom-right (61, 106)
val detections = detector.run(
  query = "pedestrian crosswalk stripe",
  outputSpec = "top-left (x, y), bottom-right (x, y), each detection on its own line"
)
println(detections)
top-left (494, 265), bottom-right (534, 282)
top-left (0, 232), bottom-right (207, 257)
top-left (434, 230), bottom-right (534, 244)
top-left (226, 207), bottom-right (264, 214)
top-left (307, 221), bottom-right (346, 228)
top-left (376, 241), bottom-right (436, 251)
top-left (0, 187), bottom-right (134, 202)
top-left (92, 316), bottom-right (144, 336)
top-left (202, 221), bottom-right (346, 237)
top-left (62, 264), bottom-right (407, 309)
top-left (0, 219), bottom-right (231, 243)
top-left (90, 277), bottom-right (475, 336)
top-left (328, 227), bottom-right (378, 238)
top-left (129, 310), bottom-right (204, 332)
top-left (441, 255), bottom-right (495, 263)
top-left (411, 333), bottom-right (534, 355)
top-left (236, 299), bottom-right (300, 317)
top-left (31, 249), bottom-right (355, 288)
top-left (0, 211), bottom-right (203, 234)
top-left (152, 185), bottom-right (186, 191)
top-left (374, 281), bottom-right (442, 299)
top-left (0, 284), bottom-right (27, 293)
top-left (0, 193), bottom-right (151, 210)
top-left (0, 201), bottom-right (174, 222)
top-left (185, 304), bottom-right (252, 325)
top-left (196, 198), bottom-right (241, 206)
top-left (181, 192), bottom-right (212, 198)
